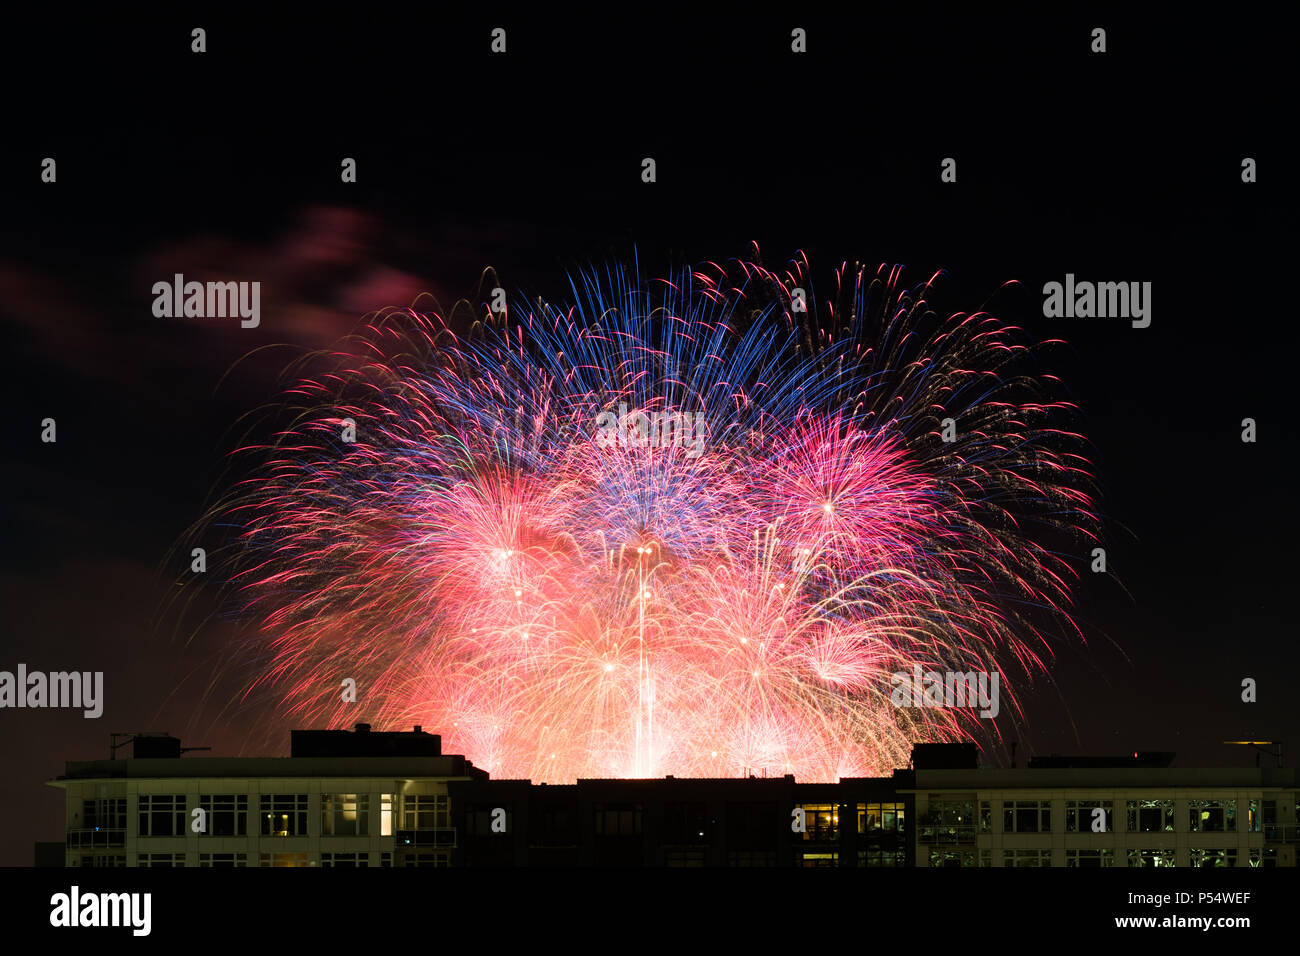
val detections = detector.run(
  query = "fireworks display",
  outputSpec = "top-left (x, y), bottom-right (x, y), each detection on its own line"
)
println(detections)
top-left (213, 251), bottom-right (1098, 782)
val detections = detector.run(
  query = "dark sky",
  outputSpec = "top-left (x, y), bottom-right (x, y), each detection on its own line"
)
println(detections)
top-left (1, 9), bottom-right (1293, 865)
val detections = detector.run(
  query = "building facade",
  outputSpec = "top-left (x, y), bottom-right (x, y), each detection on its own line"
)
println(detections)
top-left (45, 731), bottom-right (1297, 867)
top-left (911, 748), bottom-right (1299, 867)
top-left (447, 775), bottom-right (912, 867)
top-left (48, 725), bottom-right (485, 868)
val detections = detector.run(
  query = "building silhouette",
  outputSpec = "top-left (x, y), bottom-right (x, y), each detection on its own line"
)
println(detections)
top-left (42, 725), bottom-right (1298, 867)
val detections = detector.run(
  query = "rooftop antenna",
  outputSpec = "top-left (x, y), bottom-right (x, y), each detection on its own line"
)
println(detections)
top-left (109, 732), bottom-right (146, 758)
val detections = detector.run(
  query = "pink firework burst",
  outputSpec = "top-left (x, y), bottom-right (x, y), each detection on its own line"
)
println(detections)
top-left (203, 252), bottom-right (1099, 781)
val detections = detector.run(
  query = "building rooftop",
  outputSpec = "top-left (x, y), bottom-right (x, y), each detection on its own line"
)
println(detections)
top-left (47, 723), bottom-right (487, 785)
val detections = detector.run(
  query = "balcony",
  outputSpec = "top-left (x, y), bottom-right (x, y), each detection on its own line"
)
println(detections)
top-left (395, 828), bottom-right (457, 848)
top-left (67, 828), bottom-right (126, 849)
top-left (917, 816), bottom-right (976, 844)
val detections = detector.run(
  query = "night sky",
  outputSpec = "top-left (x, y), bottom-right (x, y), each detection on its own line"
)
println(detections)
top-left (1, 8), bottom-right (1292, 866)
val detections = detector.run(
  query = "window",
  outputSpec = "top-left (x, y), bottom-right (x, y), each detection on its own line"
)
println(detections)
top-left (403, 794), bottom-right (449, 830)
top-left (259, 852), bottom-right (308, 867)
top-left (795, 804), bottom-right (838, 841)
top-left (136, 852), bottom-right (184, 867)
top-left (725, 803), bottom-right (781, 848)
top-left (466, 804), bottom-right (512, 837)
top-left (1189, 849), bottom-right (1236, 868)
top-left (594, 803), bottom-right (643, 836)
top-left (1002, 849), bottom-right (1053, 867)
top-left (727, 850), bottom-right (777, 866)
top-left (861, 849), bottom-right (906, 867)
top-left (322, 794), bottom-right (369, 836)
top-left (663, 802), bottom-right (709, 844)
top-left (82, 798), bottom-right (126, 830)
top-left (530, 805), bottom-right (577, 847)
top-left (858, 802), bottom-right (906, 835)
top-left (199, 794), bottom-right (248, 837)
top-left (1126, 849), bottom-right (1175, 868)
top-left (379, 852), bottom-right (393, 867)
top-left (1188, 799), bottom-right (1235, 833)
top-left (929, 849), bottom-right (976, 867)
top-left (199, 853), bottom-right (247, 867)
top-left (138, 794), bottom-right (186, 837)
top-left (1126, 800), bottom-right (1175, 833)
top-left (396, 795), bottom-right (455, 847)
top-left (979, 801), bottom-right (992, 833)
top-left (1003, 801), bottom-right (1051, 833)
top-left (1248, 800), bottom-right (1261, 832)
top-left (1066, 849), bottom-right (1114, 867)
top-left (320, 852), bottom-right (369, 867)
top-left (1065, 800), bottom-right (1114, 833)
top-left (921, 799), bottom-right (975, 843)
top-left (381, 794), bottom-right (394, 836)
top-left (1262, 800), bottom-right (1285, 841)
top-left (79, 854), bottom-right (126, 868)
top-left (666, 848), bottom-right (706, 866)
top-left (260, 794), bottom-right (308, 837)
top-left (401, 851), bottom-right (450, 867)
top-left (800, 851), bottom-right (838, 867)
top-left (70, 798), bottom-right (127, 848)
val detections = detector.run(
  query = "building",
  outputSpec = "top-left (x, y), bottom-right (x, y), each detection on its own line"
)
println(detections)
top-left (910, 744), bottom-right (1299, 867)
top-left (447, 774), bottom-right (911, 867)
top-left (47, 724), bottom-right (484, 867)
top-left (43, 729), bottom-right (1298, 867)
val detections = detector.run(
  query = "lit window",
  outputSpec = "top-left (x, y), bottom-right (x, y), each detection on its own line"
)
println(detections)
top-left (260, 794), bottom-right (308, 836)
top-left (795, 804), bottom-right (838, 841)
top-left (1189, 848), bottom-right (1236, 868)
top-left (1125, 800), bottom-right (1175, 833)
top-left (322, 794), bottom-right (369, 836)
top-left (1126, 848), bottom-right (1175, 868)
top-left (1187, 799), bottom-right (1235, 833)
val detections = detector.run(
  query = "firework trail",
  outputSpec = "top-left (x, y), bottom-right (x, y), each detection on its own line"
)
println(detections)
top-left (207, 250), bottom-right (1098, 781)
